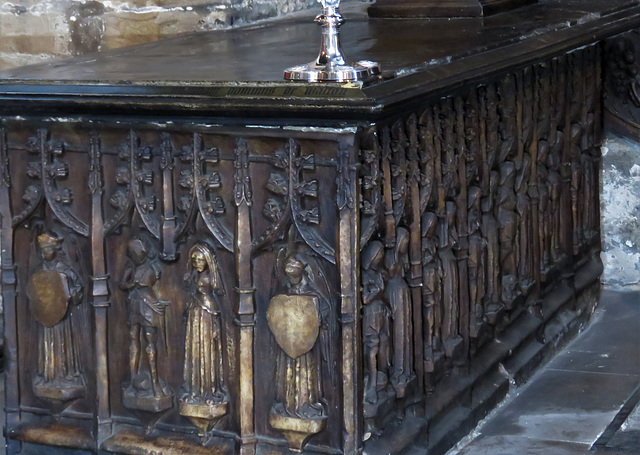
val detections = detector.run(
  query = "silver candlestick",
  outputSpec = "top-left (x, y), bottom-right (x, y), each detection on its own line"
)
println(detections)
top-left (284, 0), bottom-right (380, 82)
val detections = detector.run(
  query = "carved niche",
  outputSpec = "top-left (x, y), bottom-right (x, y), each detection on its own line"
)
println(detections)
top-left (28, 230), bottom-right (86, 403)
top-left (119, 234), bottom-right (174, 415)
top-left (180, 242), bottom-right (230, 435)
top-left (267, 241), bottom-right (334, 451)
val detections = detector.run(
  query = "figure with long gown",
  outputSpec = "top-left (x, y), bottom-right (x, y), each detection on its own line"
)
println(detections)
top-left (483, 172), bottom-right (503, 325)
top-left (267, 245), bottom-right (333, 452)
top-left (497, 162), bottom-right (519, 309)
top-left (467, 187), bottom-right (486, 339)
top-left (362, 240), bottom-right (391, 413)
top-left (421, 212), bottom-right (440, 373)
top-left (439, 202), bottom-right (463, 358)
top-left (516, 155), bottom-right (535, 294)
top-left (28, 231), bottom-right (85, 402)
top-left (386, 227), bottom-right (414, 398)
top-left (180, 243), bottom-right (229, 433)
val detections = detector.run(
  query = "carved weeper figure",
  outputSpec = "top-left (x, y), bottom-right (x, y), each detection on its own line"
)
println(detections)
top-left (362, 241), bottom-right (391, 417)
top-left (537, 140), bottom-right (553, 273)
top-left (497, 162), bottom-right (520, 309)
top-left (386, 227), bottom-right (415, 397)
top-left (421, 212), bottom-right (440, 373)
top-left (180, 243), bottom-right (229, 435)
top-left (27, 231), bottom-right (85, 402)
top-left (439, 203), bottom-right (463, 359)
top-left (120, 236), bottom-right (173, 414)
top-left (268, 248), bottom-right (332, 452)
top-left (482, 172), bottom-right (503, 325)
top-left (467, 187), bottom-right (486, 339)
top-left (516, 155), bottom-right (535, 294)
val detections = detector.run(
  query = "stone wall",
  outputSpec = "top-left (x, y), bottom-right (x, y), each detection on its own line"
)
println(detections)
top-left (0, 0), bottom-right (315, 70)
top-left (601, 132), bottom-right (640, 289)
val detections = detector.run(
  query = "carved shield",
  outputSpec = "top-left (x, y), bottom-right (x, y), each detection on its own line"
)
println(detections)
top-left (27, 269), bottom-right (71, 328)
top-left (267, 294), bottom-right (320, 359)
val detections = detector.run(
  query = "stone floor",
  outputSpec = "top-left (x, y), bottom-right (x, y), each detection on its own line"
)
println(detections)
top-left (447, 289), bottom-right (640, 455)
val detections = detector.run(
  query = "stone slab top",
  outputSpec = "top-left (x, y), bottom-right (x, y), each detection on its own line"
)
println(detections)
top-left (1, 0), bottom-right (640, 121)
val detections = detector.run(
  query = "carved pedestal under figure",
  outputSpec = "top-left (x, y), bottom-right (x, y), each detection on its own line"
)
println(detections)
top-left (27, 231), bottom-right (85, 403)
top-left (180, 243), bottom-right (229, 434)
top-left (120, 236), bottom-right (173, 415)
top-left (267, 248), bottom-right (332, 452)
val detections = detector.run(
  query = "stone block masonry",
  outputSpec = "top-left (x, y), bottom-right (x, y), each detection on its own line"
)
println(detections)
top-left (601, 133), bottom-right (640, 289)
top-left (0, 0), bottom-right (315, 70)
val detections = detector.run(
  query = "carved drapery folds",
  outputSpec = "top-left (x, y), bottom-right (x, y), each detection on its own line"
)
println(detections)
top-left (28, 230), bottom-right (85, 403)
top-left (1, 42), bottom-right (603, 455)
top-left (3, 125), bottom-right (349, 454)
top-left (267, 241), bottom-right (333, 451)
top-left (359, 44), bottom-right (602, 431)
top-left (180, 242), bottom-right (229, 434)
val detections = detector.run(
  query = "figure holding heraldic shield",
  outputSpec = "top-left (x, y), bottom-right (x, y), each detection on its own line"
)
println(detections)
top-left (27, 231), bottom-right (85, 402)
top-left (267, 244), bottom-right (333, 452)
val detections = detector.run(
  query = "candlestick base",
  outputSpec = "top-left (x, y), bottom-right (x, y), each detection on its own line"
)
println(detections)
top-left (284, 60), bottom-right (380, 83)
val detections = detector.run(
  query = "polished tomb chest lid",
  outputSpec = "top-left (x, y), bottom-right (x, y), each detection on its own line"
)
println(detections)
top-left (0, 0), bottom-right (640, 120)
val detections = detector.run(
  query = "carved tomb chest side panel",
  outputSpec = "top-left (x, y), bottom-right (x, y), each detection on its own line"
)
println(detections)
top-left (2, 119), bottom-right (360, 455)
top-left (358, 43), bottom-right (604, 442)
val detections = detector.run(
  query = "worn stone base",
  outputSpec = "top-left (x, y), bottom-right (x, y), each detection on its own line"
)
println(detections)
top-left (363, 257), bottom-right (603, 455)
top-left (8, 421), bottom-right (94, 454)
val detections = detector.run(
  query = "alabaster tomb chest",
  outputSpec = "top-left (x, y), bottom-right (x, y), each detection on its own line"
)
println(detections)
top-left (1, 1), bottom-right (639, 454)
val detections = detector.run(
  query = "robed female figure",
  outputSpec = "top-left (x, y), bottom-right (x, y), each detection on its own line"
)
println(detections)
top-left (181, 243), bottom-right (228, 407)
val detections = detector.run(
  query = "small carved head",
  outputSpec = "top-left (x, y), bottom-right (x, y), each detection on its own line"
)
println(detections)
top-left (396, 227), bottom-right (410, 256)
top-left (362, 240), bottom-right (385, 271)
top-left (127, 238), bottom-right (148, 265)
top-left (284, 256), bottom-right (305, 286)
top-left (499, 162), bottom-right (516, 187)
top-left (445, 201), bottom-right (457, 226)
top-left (37, 231), bottom-right (63, 261)
top-left (468, 186), bottom-right (482, 210)
top-left (191, 250), bottom-right (208, 273)
top-left (421, 212), bottom-right (438, 238)
top-left (386, 227), bottom-right (410, 274)
top-left (187, 243), bottom-right (224, 293)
